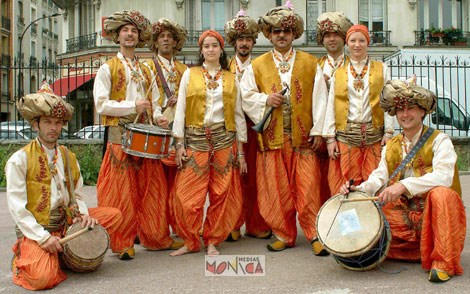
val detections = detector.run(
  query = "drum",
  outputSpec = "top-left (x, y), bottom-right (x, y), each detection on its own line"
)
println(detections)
top-left (60, 223), bottom-right (110, 273)
top-left (316, 191), bottom-right (391, 271)
top-left (121, 123), bottom-right (171, 159)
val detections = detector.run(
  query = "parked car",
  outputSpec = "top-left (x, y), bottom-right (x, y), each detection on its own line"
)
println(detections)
top-left (74, 125), bottom-right (105, 139)
top-left (0, 129), bottom-right (29, 140)
top-left (0, 121), bottom-right (31, 139)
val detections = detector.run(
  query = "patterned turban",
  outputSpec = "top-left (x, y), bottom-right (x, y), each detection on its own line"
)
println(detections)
top-left (150, 18), bottom-right (187, 53)
top-left (316, 11), bottom-right (353, 44)
top-left (381, 78), bottom-right (437, 116)
top-left (104, 10), bottom-right (151, 48)
top-left (17, 82), bottom-right (74, 123)
top-left (224, 10), bottom-right (260, 47)
top-left (258, 1), bottom-right (304, 40)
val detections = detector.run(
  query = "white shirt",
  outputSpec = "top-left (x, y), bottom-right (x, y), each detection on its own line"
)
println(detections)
top-left (172, 65), bottom-right (247, 142)
top-left (240, 48), bottom-right (329, 136)
top-left (6, 141), bottom-right (88, 244)
top-left (322, 54), bottom-right (345, 81)
top-left (234, 55), bottom-right (252, 81)
top-left (93, 52), bottom-right (160, 119)
top-left (323, 57), bottom-right (395, 137)
top-left (356, 128), bottom-right (457, 196)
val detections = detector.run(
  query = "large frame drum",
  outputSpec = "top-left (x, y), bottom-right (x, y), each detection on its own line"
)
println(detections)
top-left (316, 191), bottom-right (391, 271)
top-left (60, 223), bottom-right (110, 273)
top-left (121, 123), bottom-right (171, 159)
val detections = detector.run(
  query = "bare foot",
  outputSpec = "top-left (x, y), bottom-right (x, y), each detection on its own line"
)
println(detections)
top-left (206, 244), bottom-right (219, 256)
top-left (170, 245), bottom-right (190, 257)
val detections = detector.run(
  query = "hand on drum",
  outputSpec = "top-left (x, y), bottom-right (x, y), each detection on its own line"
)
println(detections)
top-left (135, 100), bottom-right (151, 114)
top-left (73, 214), bottom-right (98, 229)
top-left (40, 235), bottom-right (63, 254)
top-left (167, 95), bottom-right (177, 108)
top-left (339, 181), bottom-right (356, 195)
top-left (156, 115), bottom-right (169, 129)
top-left (377, 183), bottom-right (407, 203)
top-left (327, 140), bottom-right (340, 160)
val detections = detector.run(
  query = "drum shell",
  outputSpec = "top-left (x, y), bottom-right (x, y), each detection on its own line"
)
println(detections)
top-left (60, 223), bottom-right (110, 273)
top-left (121, 123), bottom-right (172, 159)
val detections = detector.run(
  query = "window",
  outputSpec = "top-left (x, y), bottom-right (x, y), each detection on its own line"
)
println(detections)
top-left (359, 0), bottom-right (385, 31)
top-left (306, 0), bottom-right (326, 39)
top-left (201, 0), bottom-right (226, 31)
top-left (31, 41), bottom-right (36, 57)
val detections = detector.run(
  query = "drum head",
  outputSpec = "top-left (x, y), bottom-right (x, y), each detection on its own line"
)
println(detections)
top-left (316, 191), bottom-right (382, 257)
top-left (125, 123), bottom-right (171, 136)
top-left (65, 223), bottom-right (109, 259)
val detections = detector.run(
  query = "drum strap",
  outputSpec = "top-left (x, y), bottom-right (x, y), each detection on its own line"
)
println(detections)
top-left (153, 57), bottom-right (173, 100)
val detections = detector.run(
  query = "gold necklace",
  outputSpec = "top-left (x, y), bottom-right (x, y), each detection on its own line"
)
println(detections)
top-left (157, 56), bottom-right (178, 83)
top-left (349, 58), bottom-right (369, 92)
top-left (123, 56), bottom-right (144, 92)
top-left (272, 50), bottom-right (294, 74)
top-left (202, 67), bottom-right (223, 90)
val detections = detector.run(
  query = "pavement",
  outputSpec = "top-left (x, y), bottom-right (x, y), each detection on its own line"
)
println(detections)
top-left (0, 176), bottom-right (469, 294)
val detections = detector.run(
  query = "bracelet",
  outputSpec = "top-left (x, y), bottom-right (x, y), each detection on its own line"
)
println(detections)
top-left (237, 152), bottom-right (245, 156)
top-left (175, 142), bottom-right (184, 150)
top-left (325, 138), bottom-right (336, 144)
top-left (384, 133), bottom-right (393, 139)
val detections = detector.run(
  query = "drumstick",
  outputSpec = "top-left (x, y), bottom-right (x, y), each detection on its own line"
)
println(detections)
top-left (59, 226), bottom-right (93, 246)
top-left (134, 71), bottom-right (159, 125)
top-left (341, 197), bottom-right (379, 203)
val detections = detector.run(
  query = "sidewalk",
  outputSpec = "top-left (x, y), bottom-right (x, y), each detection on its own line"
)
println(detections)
top-left (0, 176), bottom-right (469, 293)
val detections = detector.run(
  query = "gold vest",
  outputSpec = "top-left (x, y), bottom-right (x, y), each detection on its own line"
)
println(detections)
top-left (228, 57), bottom-right (236, 75)
top-left (385, 128), bottom-right (462, 196)
top-left (101, 57), bottom-right (153, 126)
top-left (334, 60), bottom-right (385, 131)
top-left (24, 140), bottom-right (81, 225)
top-left (252, 50), bottom-right (317, 150)
top-left (146, 57), bottom-right (187, 106)
top-left (185, 67), bottom-right (237, 132)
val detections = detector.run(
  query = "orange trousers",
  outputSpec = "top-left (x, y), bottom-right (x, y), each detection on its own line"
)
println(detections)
top-left (11, 207), bottom-right (122, 290)
top-left (97, 143), bottom-right (173, 252)
top-left (382, 187), bottom-right (466, 275)
top-left (233, 125), bottom-right (270, 235)
top-left (161, 151), bottom-right (180, 236)
top-left (317, 141), bottom-right (332, 204)
top-left (328, 141), bottom-right (382, 195)
top-left (257, 135), bottom-right (321, 246)
top-left (174, 146), bottom-right (243, 252)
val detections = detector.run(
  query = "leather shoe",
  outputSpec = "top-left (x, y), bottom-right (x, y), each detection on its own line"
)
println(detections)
top-left (311, 238), bottom-right (329, 256)
top-left (267, 240), bottom-right (289, 252)
top-left (226, 230), bottom-right (241, 242)
top-left (246, 230), bottom-right (272, 239)
top-left (168, 240), bottom-right (185, 250)
top-left (429, 268), bottom-right (451, 283)
top-left (118, 247), bottom-right (135, 260)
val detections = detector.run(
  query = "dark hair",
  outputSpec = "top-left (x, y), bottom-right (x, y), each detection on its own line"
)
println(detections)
top-left (197, 49), bottom-right (229, 70)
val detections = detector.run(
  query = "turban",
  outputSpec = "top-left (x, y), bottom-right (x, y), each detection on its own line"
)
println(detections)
top-left (17, 82), bottom-right (74, 123)
top-left (316, 11), bottom-right (353, 44)
top-left (346, 24), bottom-right (370, 45)
top-left (150, 18), bottom-right (187, 53)
top-left (380, 78), bottom-right (437, 116)
top-left (198, 30), bottom-right (225, 50)
top-left (224, 10), bottom-right (260, 47)
top-left (258, 2), bottom-right (304, 40)
top-left (104, 10), bottom-right (151, 48)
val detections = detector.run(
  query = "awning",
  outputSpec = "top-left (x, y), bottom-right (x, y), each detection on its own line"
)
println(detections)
top-left (52, 74), bottom-right (95, 96)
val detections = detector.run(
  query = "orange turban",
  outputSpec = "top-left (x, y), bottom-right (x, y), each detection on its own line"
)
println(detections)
top-left (198, 30), bottom-right (225, 49)
top-left (346, 24), bottom-right (370, 45)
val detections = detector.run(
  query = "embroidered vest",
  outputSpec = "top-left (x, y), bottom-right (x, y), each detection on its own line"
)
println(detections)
top-left (334, 60), bottom-right (384, 131)
top-left (146, 58), bottom-right (187, 106)
top-left (101, 57), bottom-right (153, 126)
top-left (24, 141), bottom-right (81, 225)
top-left (185, 67), bottom-right (237, 132)
top-left (252, 50), bottom-right (317, 150)
top-left (385, 128), bottom-right (462, 196)
top-left (228, 57), bottom-right (236, 75)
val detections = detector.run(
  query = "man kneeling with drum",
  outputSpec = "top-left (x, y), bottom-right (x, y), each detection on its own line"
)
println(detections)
top-left (339, 79), bottom-right (466, 283)
top-left (6, 83), bottom-right (123, 290)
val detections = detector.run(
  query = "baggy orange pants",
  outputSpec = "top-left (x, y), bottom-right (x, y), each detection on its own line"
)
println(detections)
top-left (97, 143), bottom-right (173, 252)
top-left (173, 146), bottom-right (243, 252)
top-left (161, 150), bottom-right (181, 236)
top-left (256, 135), bottom-right (321, 246)
top-left (11, 207), bottom-right (122, 290)
top-left (328, 141), bottom-right (382, 195)
top-left (233, 124), bottom-right (270, 235)
top-left (382, 187), bottom-right (466, 275)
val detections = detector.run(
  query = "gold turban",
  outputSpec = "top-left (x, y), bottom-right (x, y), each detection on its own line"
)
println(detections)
top-left (104, 10), bottom-right (151, 48)
top-left (224, 10), bottom-right (260, 47)
top-left (150, 18), bottom-right (187, 53)
top-left (381, 78), bottom-right (437, 116)
top-left (17, 82), bottom-right (74, 123)
top-left (316, 11), bottom-right (353, 44)
top-left (259, 3), bottom-right (304, 40)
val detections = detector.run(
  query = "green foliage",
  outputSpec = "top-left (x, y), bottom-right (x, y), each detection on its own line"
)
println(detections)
top-left (455, 144), bottom-right (470, 171)
top-left (0, 144), bottom-right (23, 187)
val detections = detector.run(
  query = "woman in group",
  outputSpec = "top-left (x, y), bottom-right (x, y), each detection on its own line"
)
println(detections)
top-left (170, 30), bottom-right (247, 257)
top-left (323, 24), bottom-right (395, 194)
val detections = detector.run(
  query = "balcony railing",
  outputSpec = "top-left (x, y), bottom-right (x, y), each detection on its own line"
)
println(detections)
top-left (1, 16), bottom-right (11, 31)
top-left (185, 30), bottom-right (225, 45)
top-left (1, 54), bottom-right (10, 67)
top-left (304, 30), bottom-right (391, 46)
top-left (414, 30), bottom-right (469, 47)
top-left (29, 56), bottom-right (38, 66)
top-left (66, 33), bottom-right (97, 53)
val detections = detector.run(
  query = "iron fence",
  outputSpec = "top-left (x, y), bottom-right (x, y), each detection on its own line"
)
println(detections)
top-left (304, 30), bottom-right (391, 46)
top-left (1, 53), bottom-right (469, 140)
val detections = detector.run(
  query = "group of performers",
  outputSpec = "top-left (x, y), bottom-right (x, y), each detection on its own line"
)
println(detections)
top-left (5, 1), bottom-right (466, 291)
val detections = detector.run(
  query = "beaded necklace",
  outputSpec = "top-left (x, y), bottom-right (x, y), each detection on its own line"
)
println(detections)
top-left (235, 60), bottom-right (244, 81)
top-left (272, 49), bottom-right (294, 74)
top-left (327, 55), bottom-right (344, 73)
top-left (40, 142), bottom-right (59, 176)
top-left (157, 56), bottom-right (178, 83)
top-left (349, 58), bottom-right (369, 92)
top-left (202, 66), bottom-right (223, 90)
top-left (123, 56), bottom-right (144, 92)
